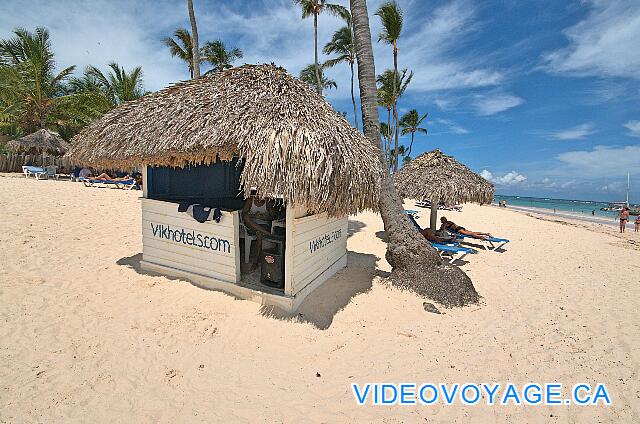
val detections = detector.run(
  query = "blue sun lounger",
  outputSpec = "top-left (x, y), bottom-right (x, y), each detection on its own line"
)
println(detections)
top-left (453, 232), bottom-right (509, 251)
top-left (405, 213), bottom-right (475, 262)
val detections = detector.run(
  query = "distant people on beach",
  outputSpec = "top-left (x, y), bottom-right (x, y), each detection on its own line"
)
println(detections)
top-left (635, 215), bottom-right (639, 232)
top-left (498, 200), bottom-right (507, 208)
top-left (619, 207), bottom-right (629, 233)
top-left (592, 210), bottom-right (595, 216)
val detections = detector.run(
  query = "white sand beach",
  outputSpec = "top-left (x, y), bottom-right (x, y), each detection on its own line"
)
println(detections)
top-left (1, 175), bottom-right (639, 423)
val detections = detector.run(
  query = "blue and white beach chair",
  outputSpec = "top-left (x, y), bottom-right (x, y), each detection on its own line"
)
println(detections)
top-left (81, 178), bottom-right (138, 190)
top-left (405, 213), bottom-right (475, 262)
top-left (453, 232), bottom-right (509, 251)
top-left (22, 165), bottom-right (45, 179)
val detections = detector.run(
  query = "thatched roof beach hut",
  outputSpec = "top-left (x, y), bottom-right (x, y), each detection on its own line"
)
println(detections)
top-left (68, 64), bottom-right (382, 312)
top-left (7, 129), bottom-right (70, 156)
top-left (395, 149), bottom-right (494, 229)
top-left (68, 64), bottom-right (381, 217)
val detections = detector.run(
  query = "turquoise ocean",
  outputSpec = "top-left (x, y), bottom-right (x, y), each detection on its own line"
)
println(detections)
top-left (493, 195), bottom-right (632, 219)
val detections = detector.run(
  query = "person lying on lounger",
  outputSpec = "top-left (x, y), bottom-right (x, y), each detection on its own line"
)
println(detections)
top-left (91, 172), bottom-right (133, 182)
top-left (440, 216), bottom-right (492, 240)
top-left (420, 228), bottom-right (457, 244)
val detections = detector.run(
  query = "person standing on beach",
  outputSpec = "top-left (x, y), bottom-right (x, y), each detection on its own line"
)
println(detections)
top-left (635, 215), bottom-right (639, 232)
top-left (619, 207), bottom-right (629, 233)
top-left (592, 210), bottom-right (595, 216)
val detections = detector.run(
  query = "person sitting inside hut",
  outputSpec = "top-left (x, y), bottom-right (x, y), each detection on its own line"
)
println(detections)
top-left (242, 195), bottom-right (285, 265)
top-left (440, 216), bottom-right (492, 240)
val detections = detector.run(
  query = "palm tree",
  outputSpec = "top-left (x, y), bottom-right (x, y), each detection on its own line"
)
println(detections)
top-left (376, 0), bottom-right (403, 172)
top-left (349, 0), bottom-right (477, 306)
top-left (162, 28), bottom-right (196, 78)
top-left (201, 40), bottom-right (243, 73)
top-left (323, 12), bottom-right (358, 130)
top-left (399, 109), bottom-right (428, 158)
top-left (0, 27), bottom-right (75, 132)
top-left (377, 86), bottom-right (392, 158)
top-left (87, 62), bottom-right (145, 105)
top-left (379, 121), bottom-right (390, 156)
top-left (377, 68), bottom-right (412, 169)
top-left (187, 0), bottom-right (201, 78)
top-left (300, 63), bottom-right (337, 92)
top-left (293, 0), bottom-right (347, 96)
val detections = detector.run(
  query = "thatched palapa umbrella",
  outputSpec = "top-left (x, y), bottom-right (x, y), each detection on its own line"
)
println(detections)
top-left (395, 149), bottom-right (494, 230)
top-left (7, 129), bottom-right (70, 156)
top-left (67, 64), bottom-right (382, 216)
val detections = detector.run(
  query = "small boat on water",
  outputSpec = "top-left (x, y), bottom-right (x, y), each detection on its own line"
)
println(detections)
top-left (601, 173), bottom-right (640, 215)
top-left (600, 202), bottom-right (626, 212)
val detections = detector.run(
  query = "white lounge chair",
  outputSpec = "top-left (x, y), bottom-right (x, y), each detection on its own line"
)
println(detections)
top-left (22, 165), bottom-right (45, 178)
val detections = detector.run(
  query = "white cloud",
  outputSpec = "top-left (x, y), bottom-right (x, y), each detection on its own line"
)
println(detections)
top-left (556, 145), bottom-right (640, 176)
top-left (0, 0), bottom-right (189, 91)
top-left (434, 118), bottom-right (469, 134)
top-left (542, 0), bottom-right (640, 79)
top-left (480, 169), bottom-right (527, 185)
top-left (472, 94), bottom-right (523, 116)
top-left (371, 0), bottom-right (504, 92)
top-left (548, 123), bottom-right (596, 140)
top-left (623, 120), bottom-right (640, 137)
top-left (1, 0), bottom-right (509, 102)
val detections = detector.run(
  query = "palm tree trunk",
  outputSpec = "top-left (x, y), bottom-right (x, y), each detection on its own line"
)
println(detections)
top-left (188, 0), bottom-right (200, 79)
top-left (408, 131), bottom-right (415, 157)
top-left (430, 202), bottom-right (438, 231)
top-left (350, 62), bottom-right (359, 131)
top-left (386, 107), bottom-right (391, 168)
top-left (392, 40), bottom-right (399, 173)
top-left (349, 0), bottom-right (478, 308)
top-left (314, 13), bottom-right (322, 96)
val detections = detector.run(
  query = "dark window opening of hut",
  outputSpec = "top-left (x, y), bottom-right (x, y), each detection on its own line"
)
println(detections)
top-left (147, 158), bottom-right (245, 210)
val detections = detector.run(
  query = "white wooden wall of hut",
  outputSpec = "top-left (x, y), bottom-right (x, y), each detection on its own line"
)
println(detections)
top-left (140, 198), bottom-right (241, 283)
top-left (284, 205), bottom-right (348, 300)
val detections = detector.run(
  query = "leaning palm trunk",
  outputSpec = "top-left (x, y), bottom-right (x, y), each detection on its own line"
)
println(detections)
top-left (314, 13), bottom-right (322, 96)
top-left (349, 0), bottom-right (478, 307)
top-left (187, 0), bottom-right (200, 78)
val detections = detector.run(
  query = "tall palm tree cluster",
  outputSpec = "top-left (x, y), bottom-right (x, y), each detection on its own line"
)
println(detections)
top-left (162, 28), bottom-right (244, 77)
top-left (0, 27), bottom-right (146, 139)
top-left (291, 0), bottom-right (428, 169)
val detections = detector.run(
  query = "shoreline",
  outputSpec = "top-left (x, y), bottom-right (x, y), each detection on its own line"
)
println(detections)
top-left (496, 203), bottom-right (623, 228)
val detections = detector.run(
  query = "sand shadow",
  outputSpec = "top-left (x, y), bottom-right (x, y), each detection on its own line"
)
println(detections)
top-left (261, 251), bottom-right (386, 330)
top-left (118, 251), bottom-right (386, 330)
top-left (347, 219), bottom-right (367, 237)
top-left (375, 230), bottom-right (387, 241)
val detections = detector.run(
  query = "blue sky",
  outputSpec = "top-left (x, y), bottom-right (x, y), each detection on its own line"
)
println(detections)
top-left (2, 0), bottom-right (640, 202)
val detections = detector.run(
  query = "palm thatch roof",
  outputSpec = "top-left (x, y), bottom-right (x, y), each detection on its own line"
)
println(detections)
top-left (7, 129), bottom-right (70, 155)
top-left (395, 149), bottom-right (494, 205)
top-left (67, 64), bottom-right (381, 215)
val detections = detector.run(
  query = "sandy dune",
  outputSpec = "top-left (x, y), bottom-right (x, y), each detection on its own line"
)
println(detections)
top-left (1, 175), bottom-right (638, 423)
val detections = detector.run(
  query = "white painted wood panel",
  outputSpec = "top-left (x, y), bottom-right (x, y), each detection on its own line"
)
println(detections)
top-left (288, 213), bottom-right (347, 296)
top-left (141, 198), bottom-right (241, 282)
